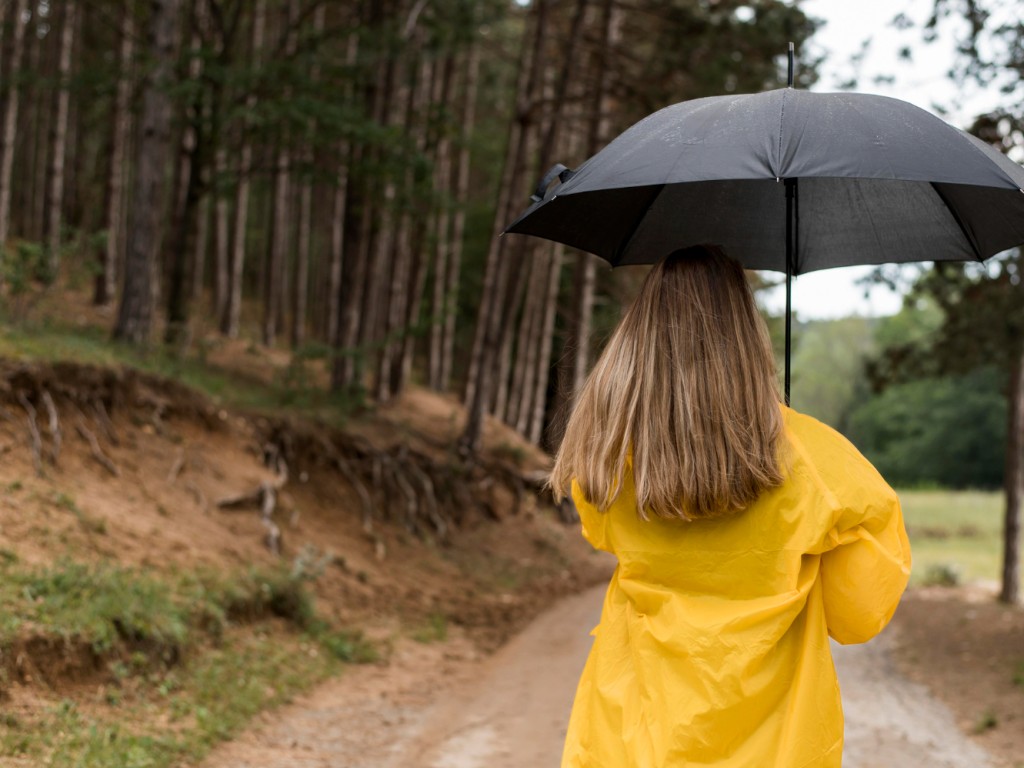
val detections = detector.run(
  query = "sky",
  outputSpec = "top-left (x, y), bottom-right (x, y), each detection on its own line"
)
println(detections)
top-left (758, 0), bottom-right (1008, 320)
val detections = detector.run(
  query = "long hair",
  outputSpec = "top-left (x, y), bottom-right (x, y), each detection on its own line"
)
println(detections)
top-left (550, 245), bottom-right (785, 521)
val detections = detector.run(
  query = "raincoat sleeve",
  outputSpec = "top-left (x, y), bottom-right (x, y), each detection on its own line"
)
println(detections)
top-left (819, 467), bottom-right (911, 646)
top-left (571, 479), bottom-right (612, 553)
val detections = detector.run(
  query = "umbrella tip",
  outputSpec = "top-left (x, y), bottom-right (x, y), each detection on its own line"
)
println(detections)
top-left (787, 41), bottom-right (795, 88)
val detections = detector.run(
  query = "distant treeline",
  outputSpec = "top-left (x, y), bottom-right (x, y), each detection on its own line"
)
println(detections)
top-left (787, 309), bottom-right (1008, 491)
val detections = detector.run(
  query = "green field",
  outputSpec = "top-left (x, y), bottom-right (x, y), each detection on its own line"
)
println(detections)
top-left (898, 490), bottom-right (1010, 589)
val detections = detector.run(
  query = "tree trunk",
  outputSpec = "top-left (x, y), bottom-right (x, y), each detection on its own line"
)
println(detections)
top-left (427, 54), bottom-right (456, 391)
top-left (291, 4), bottom-right (325, 350)
top-left (547, 0), bottom-right (619, 450)
top-left (94, 1), bottom-right (133, 305)
top-left (114, 0), bottom-right (180, 344)
top-left (370, 50), bottom-right (405, 401)
top-left (461, 0), bottom-right (549, 455)
top-left (462, 54), bottom-right (529, 405)
top-left (333, 137), bottom-right (369, 391)
top-left (43, 0), bottom-right (77, 280)
top-left (387, 49), bottom-right (439, 397)
top-left (1001, 348), bottom-right (1024, 603)
top-left (396, 53), bottom-right (449, 395)
top-left (498, 0), bottom-right (586, 428)
top-left (361, 52), bottom-right (399, 392)
top-left (192, 192), bottom-right (211, 304)
top-left (165, 0), bottom-right (208, 346)
top-left (222, 0), bottom-right (267, 338)
top-left (326, 31), bottom-right (359, 348)
top-left (263, 140), bottom-right (291, 346)
top-left (438, 41), bottom-right (480, 392)
top-left (292, 163), bottom-right (311, 348)
top-left (327, 154), bottom-right (349, 347)
top-left (0, 0), bottom-right (27, 265)
top-left (508, 253), bottom-right (543, 429)
top-left (64, 3), bottom-right (86, 236)
top-left (213, 145), bottom-right (230, 319)
top-left (24, 12), bottom-right (47, 241)
top-left (528, 243), bottom-right (564, 444)
top-left (263, 0), bottom-right (298, 347)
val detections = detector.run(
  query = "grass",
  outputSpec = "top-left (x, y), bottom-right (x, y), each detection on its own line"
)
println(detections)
top-left (6, 629), bottom-right (341, 767)
top-left (974, 708), bottom-right (999, 734)
top-left (0, 558), bottom-right (376, 766)
top-left (0, 319), bottom-right (361, 424)
top-left (411, 612), bottom-right (449, 644)
top-left (898, 490), bottom-right (1007, 587)
top-left (0, 560), bottom-right (189, 653)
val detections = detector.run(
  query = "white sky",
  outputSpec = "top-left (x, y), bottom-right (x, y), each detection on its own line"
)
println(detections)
top-left (759, 0), bottom-right (1008, 320)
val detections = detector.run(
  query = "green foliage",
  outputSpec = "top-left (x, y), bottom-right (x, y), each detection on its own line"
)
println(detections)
top-left (847, 368), bottom-right (1006, 489)
top-left (908, 255), bottom-right (1023, 379)
top-left (974, 708), bottom-right (999, 734)
top-left (0, 241), bottom-right (50, 322)
top-left (790, 316), bottom-right (876, 431)
top-left (873, 295), bottom-right (943, 351)
top-left (920, 562), bottom-right (963, 587)
top-left (615, 0), bottom-right (821, 118)
top-left (316, 629), bottom-right (378, 663)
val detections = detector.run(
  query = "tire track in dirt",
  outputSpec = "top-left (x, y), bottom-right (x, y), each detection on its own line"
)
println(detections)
top-left (199, 585), bottom-right (998, 768)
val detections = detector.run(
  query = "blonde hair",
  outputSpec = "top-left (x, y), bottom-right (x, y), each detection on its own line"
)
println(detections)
top-left (550, 245), bottom-right (785, 521)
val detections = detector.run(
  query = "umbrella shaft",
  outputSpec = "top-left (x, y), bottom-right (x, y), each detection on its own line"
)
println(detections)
top-left (784, 178), bottom-right (796, 406)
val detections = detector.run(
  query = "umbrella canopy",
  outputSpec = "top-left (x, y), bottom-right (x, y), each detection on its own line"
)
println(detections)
top-left (505, 85), bottom-right (1024, 403)
top-left (506, 88), bottom-right (1024, 273)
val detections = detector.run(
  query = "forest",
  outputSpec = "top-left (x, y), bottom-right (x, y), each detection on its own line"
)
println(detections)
top-left (0, 0), bottom-right (1020, 593)
top-left (0, 0), bottom-right (820, 442)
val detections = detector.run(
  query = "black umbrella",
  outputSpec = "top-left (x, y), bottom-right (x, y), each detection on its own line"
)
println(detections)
top-left (505, 54), bottom-right (1024, 403)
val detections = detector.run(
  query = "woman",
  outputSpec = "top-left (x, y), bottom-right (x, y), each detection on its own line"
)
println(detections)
top-left (550, 245), bottom-right (911, 768)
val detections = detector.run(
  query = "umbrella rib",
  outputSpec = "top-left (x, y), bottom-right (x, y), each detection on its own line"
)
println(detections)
top-left (944, 123), bottom-right (1024, 191)
top-left (612, 184), bottom-right (665, 265)
top-left (929, 182), bottom-right (985, 261)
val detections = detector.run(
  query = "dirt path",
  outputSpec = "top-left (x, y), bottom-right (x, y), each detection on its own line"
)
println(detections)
top-left (199, 586), bottom-right (998, 768)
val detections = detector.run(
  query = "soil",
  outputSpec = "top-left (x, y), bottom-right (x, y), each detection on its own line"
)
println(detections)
top-left (0, 360), bottom-right (607, 747)
top-left (888, 586), bottom-right (1024, 767)
top-left (198, 582), bottom-right (1014, 768)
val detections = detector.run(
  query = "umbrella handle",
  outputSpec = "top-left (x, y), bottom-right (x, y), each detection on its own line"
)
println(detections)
top-left (531, 163), bottom-right (575, 203)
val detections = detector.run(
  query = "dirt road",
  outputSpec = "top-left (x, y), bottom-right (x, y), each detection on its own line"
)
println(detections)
top-left (200, 585), bottom-right (998, 768)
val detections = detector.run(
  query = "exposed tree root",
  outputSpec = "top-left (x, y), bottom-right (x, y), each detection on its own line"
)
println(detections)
top-left (93, 400), bottom-right (119, 445)
top-left (41, 390), bottom-right (60, 467)
top-left (75, 419), bottom-right (121, 477)
top-left (0, 360), bottom-right (555, 555)
top-left (17, 392), bottom-right (42, 476)
top-left (216, 477), bottom-right (285, 556)
top-left (167, 449), bottom-right (185, 483)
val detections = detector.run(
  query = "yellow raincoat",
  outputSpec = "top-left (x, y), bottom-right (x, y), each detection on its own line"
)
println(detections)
top-left (563, 406), bottom-right (911, 768)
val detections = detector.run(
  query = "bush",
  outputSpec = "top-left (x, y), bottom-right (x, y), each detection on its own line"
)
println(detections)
top-left (846, 368), bottom-right (1006, 489)
top-left (921, 562), bottom-right (963, 587)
